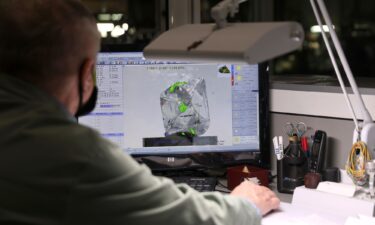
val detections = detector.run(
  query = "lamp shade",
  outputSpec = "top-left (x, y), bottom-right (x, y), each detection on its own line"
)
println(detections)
top-left (144, 22), bottom-right (304, 64)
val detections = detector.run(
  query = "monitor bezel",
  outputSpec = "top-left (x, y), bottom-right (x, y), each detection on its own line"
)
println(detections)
top-left (98, 44), bottom-right (270, 170)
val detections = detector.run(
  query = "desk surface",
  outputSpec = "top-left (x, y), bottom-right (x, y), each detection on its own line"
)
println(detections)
top-left (216, 178), bottom-right (293, 203)
top-left (268, 182), bottom-right (293, 203)
top-left (264, 184), bottom-right (375, 225)
top-left (217, 179), bottom-right (375, 225)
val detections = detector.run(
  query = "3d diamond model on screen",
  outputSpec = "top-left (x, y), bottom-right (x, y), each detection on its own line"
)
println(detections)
top-left (160, 78), bottom-right (210, 138)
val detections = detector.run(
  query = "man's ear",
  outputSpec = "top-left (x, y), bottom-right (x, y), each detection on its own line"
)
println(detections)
top-left (79, 58), bottom-right (96, 104)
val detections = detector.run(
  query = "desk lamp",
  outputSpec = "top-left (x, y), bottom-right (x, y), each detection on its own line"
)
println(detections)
top-left (144, 0), bottom-right (304, 64)
top-left (144, 0), bottom-right (375, 164)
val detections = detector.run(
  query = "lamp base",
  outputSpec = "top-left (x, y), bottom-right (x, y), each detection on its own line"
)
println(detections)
top-left (353, 122), bottom-right (375, 159)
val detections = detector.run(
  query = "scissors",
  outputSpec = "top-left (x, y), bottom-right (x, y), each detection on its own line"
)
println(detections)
top-left (283, 122), bottom-right (307, 138)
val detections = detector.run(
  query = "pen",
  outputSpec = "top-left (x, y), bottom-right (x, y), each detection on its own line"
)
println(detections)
top-left (273, 136), bottom-right (283, 160)
top-left (278, 136), bottom-right (283, 159)
top-left (301, 136), bottom-right (309, 157)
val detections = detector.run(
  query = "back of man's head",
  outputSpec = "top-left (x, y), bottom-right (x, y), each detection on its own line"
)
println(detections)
top-left (0, 0), bottom-right (100, 85)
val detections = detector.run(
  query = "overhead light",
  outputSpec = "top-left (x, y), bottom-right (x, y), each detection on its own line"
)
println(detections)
top-left (97, 23), bottom-right (114, 38)
top-left (98, 14), bottom-right (111, 21)
top-left (97, 13), bottom-right (124, 22)
top-left (112, 14), bottom-right (123, 21)
top-left (97, 23), bottom-right (129, 38)
top-left (111, 25), bottom-right (126, 37)
top-left (310, 25), bottom-right (335, 33)
top-left (122, 23), bottom-right (129, 31)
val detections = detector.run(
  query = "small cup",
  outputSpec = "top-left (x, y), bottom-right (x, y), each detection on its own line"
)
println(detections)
top-left (323, 167), bottom-right (340, 182)
top-left (304, 172), bottom-right (321, 189)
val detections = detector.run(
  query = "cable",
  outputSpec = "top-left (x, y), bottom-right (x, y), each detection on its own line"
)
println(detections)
top-left (346, 141), bottom-right (371, 184)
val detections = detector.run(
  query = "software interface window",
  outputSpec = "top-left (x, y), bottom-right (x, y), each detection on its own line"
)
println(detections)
top-left (79, 52), bottom-right (260, 154)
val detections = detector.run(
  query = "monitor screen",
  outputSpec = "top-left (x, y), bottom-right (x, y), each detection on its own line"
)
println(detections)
top-left (79, 52), bottom-right (269, 169)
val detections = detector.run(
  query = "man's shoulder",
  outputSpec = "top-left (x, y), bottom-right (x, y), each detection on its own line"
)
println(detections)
top-left (35, 119), bottom-right (108, 153)
top-left (26, 118), bottom-right (132, 170)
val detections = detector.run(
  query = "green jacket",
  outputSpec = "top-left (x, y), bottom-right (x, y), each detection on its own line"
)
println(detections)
top-left (0, 73), bottom-right (261, 225)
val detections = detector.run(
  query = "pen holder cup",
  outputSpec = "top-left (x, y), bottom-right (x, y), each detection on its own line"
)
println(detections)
top-left (277, 142), bottom-right (308, 194)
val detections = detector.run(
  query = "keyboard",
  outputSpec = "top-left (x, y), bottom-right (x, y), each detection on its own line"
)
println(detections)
top-left (170, 176), bottom-right (217, 192)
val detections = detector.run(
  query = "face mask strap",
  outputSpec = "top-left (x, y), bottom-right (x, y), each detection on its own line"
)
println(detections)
top-left (75, 78), bottom-right (84, 121)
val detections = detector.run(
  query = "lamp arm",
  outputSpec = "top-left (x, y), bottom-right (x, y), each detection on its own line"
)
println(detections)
top-left (309, 0), bottom-right (360, 131)
top-left (211, 0), bottom-right (247, 29)
top-left (311, 0), bottom-right (373, 126)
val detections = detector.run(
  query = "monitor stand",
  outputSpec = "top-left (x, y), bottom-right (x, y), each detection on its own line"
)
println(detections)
top-left (143, 135), bottom-right (218, 147)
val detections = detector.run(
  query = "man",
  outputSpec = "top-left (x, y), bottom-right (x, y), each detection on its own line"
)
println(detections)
top-left (0, 0), bottom-right (279, 224)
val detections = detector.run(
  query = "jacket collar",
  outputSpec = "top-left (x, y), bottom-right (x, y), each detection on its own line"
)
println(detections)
top-left (0, 73), bottom-right (75, 121)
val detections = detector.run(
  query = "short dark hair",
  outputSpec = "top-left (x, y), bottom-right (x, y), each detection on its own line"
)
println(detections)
top-left (0, 0), bottom-right (100, 82)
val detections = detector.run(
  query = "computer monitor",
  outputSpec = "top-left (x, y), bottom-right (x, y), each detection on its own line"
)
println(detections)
top-left (79, 51), bottom-right (270, 171)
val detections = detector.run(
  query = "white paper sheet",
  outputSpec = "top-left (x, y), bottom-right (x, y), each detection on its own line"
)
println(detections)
top-left (262, 202), bottom-right (346, 225)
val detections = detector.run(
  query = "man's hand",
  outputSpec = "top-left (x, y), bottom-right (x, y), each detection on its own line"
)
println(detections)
top-left (230, 181), bottom-right (280, 216)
